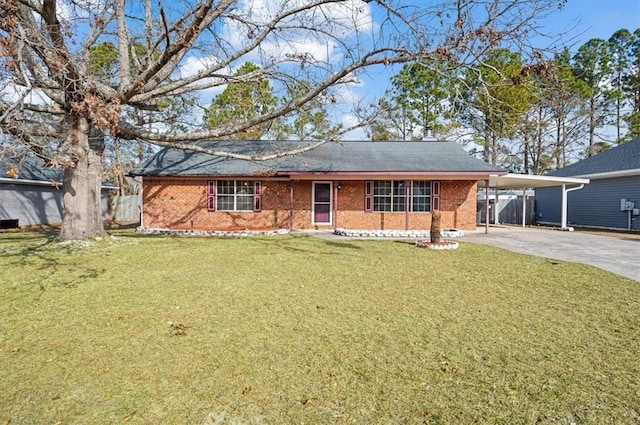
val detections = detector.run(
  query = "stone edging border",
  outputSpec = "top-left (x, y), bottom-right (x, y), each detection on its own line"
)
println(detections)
top-left (334, 228), bottom-right (465, 238)
top-left (415, 240), bottom-right (460, 250)
top-left (137, 227), bottom-right (290, 237)
top-left (136, 227), bottom-right (466, 239)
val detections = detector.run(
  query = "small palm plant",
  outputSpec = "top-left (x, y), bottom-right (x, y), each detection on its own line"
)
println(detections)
top-left (430, 210), bottom-right (441, 244)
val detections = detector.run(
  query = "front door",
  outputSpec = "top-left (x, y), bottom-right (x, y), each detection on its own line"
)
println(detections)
top-left (312, 182), bottom-right (332, 225)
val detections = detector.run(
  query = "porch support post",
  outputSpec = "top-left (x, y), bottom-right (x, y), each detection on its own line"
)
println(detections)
top-left (484, 180), bottom-right (490, 234)
top-left (405, 180), bottom-right (410, 231)
top-left (333, 181), bottom-right (339, 231)
top-left (289, 180), bottom-right (294, 231)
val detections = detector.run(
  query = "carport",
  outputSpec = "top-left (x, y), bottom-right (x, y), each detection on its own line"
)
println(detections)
top-left (483, 174), bottom-right (590, 232)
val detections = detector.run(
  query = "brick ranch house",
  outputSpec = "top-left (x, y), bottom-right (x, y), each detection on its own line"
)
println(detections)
top-left (132, 140), bottom-right (506, 233)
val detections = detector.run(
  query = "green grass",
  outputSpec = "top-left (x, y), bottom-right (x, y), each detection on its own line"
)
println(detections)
top-left (1, 229), bottom-right (639, 424)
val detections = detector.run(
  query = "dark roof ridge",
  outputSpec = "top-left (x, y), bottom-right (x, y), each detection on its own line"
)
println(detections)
top-left (133, 138), bottom-right (504, 177)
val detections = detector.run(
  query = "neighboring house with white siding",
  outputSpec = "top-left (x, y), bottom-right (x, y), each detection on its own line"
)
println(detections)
top-left (0, 155), bottom-right (117, 227)
top-left (535, 138), bottom-right (640, 231)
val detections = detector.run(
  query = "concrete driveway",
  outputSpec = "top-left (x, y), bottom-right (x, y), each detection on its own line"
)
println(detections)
top-left (463, 226), bottom-right (640, 282)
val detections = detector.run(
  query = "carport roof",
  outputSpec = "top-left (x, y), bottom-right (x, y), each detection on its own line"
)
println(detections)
top-left (488, 173), bottom-right (590, 189)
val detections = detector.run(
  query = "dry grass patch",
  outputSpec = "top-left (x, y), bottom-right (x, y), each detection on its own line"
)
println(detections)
top-left (1, 230), bottom-right (639, 424)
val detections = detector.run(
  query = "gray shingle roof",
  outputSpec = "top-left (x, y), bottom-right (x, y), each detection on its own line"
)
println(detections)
top-left (550, 137), bottom-right (640, 177)
top-left (133, 140), bottom-right (504, 177)
top-left (0, 154), bottom-right (118, 189)
top-left (0, 155), bottom-right (62, 182)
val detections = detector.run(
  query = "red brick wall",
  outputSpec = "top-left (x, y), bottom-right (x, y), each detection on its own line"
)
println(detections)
top-left (438, 180), bottom-right (478, 230)
top-left (142, 178), bottom-right (478, 231)
top-left (142, 178), bottom-right (292, 230)
top-left (334, 180), bottom-right (477, 230)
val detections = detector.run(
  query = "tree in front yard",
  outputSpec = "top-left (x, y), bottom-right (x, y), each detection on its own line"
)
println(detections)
top-left (430, 210), bottom-right (442, 244)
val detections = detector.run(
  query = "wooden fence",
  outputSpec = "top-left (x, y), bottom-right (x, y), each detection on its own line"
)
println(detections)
top-left (109, 195), bottom-right (141, 223)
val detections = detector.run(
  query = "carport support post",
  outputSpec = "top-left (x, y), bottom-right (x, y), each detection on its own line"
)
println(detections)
top-left (495, 191), bottom-right (499, 225)
top-left (522, 187), bottom-right (526, 228)
top-left (561, 184), bottom-right (567, 229)
top-left (485, 180), bottom-right (490, 234)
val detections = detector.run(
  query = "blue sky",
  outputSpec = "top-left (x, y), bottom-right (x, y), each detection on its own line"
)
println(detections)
top-left (341, 0), bottom-right (640, 139)
top-left (543, 0), bottom-right (640, 52)
top-left (39, 0), bottom-right (640, 142)
top-left (162, 0), bottom-right (640, 140)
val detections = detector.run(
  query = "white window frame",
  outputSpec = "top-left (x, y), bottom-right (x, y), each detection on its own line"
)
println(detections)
top-left (207, 180), bottom-right (261, 212)
top-left (369, 180), bottom-right (435, 213)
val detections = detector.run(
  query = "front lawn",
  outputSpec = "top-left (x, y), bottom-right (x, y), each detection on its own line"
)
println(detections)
top-left (1, 230), bottom-right (638, 424)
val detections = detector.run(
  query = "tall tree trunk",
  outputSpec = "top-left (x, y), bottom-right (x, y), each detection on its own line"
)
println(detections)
top-left (490, 132), bottom-right (498, 165)
top-left (616, 92), bottom-right (621, 144)
top-left (59, 114), bottom-right (107, 240)
top-left (483, 137), bottom-right (490, 162)
top-left (114, 137), bottom-right (125, 196)
top-left (523, 132), bottom-right (530, 174)
top-left (561, 121), bottom-right (567, 166)
top-left (554, 116), bottom-right (562, 169)
top-left (587, 97), bottom-right (595, 157)
top-left (430, 210), bottom-right (441, 244)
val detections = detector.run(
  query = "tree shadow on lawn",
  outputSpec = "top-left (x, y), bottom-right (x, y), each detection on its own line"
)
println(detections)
top-left (0, 226), bottom-right (58, 241)
top-left (0, 235), bottom-right (108, 299)
top-left (251, 235), bottom-right (363, 255)
top-left (322, 240), bottom-right (363, 250)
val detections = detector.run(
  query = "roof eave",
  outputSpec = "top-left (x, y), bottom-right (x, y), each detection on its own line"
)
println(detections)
top-left (0, 177), bottom-right (117, 190)
top-left (279, 171), bottom-right (506, 180)
top-left (568, 168), bottom-right (640, 180)
top-left (0, 177), bottom-right (62, 187)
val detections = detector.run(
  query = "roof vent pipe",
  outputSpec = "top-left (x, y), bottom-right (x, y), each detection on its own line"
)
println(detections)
top-left (422, 126), bottom-right (437, 141)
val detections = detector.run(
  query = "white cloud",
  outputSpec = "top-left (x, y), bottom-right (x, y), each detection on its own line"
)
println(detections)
top-left (340, 113), bottom-right (368, 140)
top-left (222, 0), bottom-right (374, 64)
top-left (235, 0), bottom-right (372, 34)
top-left (340, 112), bottom-right (360, 128)
top-left (259, 38), bottom-right (336, 63)
top-left (1, 82), bottom-right (52, 107)
top-left (56, 0), bottom-right (108, 21)
top-left (176, 56), bottom-right (238, 102)
top-left (179, 56), bottom-right (226, 79)
top-left (332, 77), bottom-right (364, 105)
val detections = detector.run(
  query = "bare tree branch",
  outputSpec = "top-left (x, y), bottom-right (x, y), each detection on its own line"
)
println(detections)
top-left (116, 0), bottom-right (132, 90)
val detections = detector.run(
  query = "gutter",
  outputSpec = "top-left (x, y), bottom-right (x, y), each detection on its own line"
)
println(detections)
top-left (0, 177), bottom-right (62, 187)
top-left (280, 171), bottom-right (506, 180)
top-left (569, 168), bottom-right (640, 180)
top-left (0, 177), bottom-right (118, 191)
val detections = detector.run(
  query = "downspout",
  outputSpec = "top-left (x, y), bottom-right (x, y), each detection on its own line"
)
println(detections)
top-left (139, 187), bottom-right (144, 229)
top-left (561, 184), bottom-right (585, 230)
top-left (289, 180), bottom-right (294, 231)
